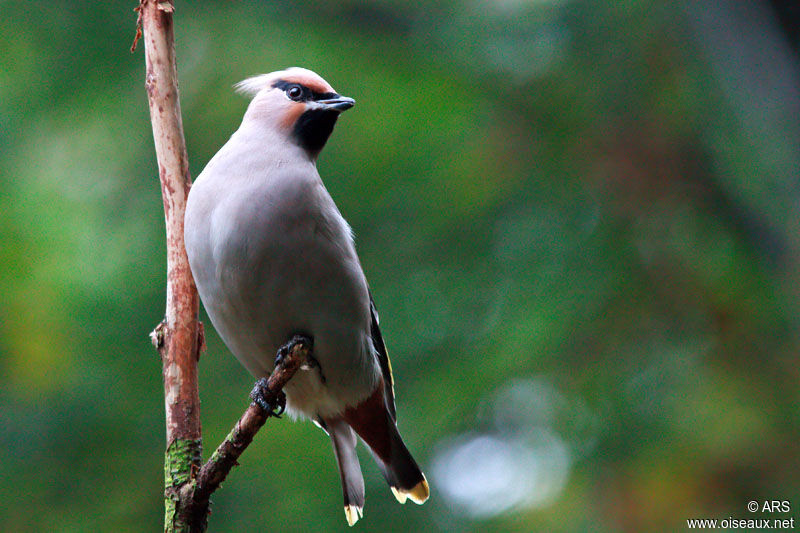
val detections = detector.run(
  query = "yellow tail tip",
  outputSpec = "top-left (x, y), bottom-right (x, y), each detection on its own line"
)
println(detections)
top-left (408, 478), bottom-right (430, 504)
top-left (344, 505), bottom-right (363, 526)
top-left (391, 477), bottom-right (430, 505)
top-left (391, 486), bottom-right (408, 504)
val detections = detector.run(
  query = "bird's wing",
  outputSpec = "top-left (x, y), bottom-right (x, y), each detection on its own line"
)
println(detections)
top-left (369, 292), bottom-right (397, 421)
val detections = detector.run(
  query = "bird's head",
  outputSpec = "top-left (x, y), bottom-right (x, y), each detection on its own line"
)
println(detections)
top-left (235, 67), bottom-right (355, 159)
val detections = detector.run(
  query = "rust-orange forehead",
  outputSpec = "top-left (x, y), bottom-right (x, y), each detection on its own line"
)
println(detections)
top-left (281, 75), bottom-right (333, 94)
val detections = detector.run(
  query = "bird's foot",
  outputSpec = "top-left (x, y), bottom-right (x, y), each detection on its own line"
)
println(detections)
top-left (274, 334), bottom-right (325, 383)
top-left (251, 334), bottom-right (315, 416)
top-left (275, 334), bottom-right (314, 367)
top-left (250, 377), bottom-right (286, 418)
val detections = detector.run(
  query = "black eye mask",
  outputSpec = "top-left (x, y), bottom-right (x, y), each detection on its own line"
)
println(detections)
top-left (271, 79), bottom-right (338, 102)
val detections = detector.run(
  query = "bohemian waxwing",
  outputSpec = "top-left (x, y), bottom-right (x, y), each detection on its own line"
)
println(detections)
top-left (184, 67), bottom-right (429, 526)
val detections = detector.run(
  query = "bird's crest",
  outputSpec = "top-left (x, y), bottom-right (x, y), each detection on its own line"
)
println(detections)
top-left (234, 74), bottom-right (274, 98)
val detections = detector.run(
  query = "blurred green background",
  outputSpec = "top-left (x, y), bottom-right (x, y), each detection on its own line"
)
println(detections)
top-left (2, 0), bottom-right (800, 531)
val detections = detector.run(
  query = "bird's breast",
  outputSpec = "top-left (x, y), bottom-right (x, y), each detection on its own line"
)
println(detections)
top-left (185, 166), bottom-right (378, 414)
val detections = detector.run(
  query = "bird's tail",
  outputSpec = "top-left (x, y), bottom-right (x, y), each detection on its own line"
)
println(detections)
top-left (322, 417), bottom-right (365, 526)
top-left (370, 422), bottom-right (429, 505)
top-left (342, 386), bottom-right (430, 505)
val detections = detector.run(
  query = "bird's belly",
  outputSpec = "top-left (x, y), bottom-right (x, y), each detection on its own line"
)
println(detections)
top-left (198, 202), bottom-right (378, 417)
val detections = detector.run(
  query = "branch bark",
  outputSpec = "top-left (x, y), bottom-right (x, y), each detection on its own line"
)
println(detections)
top-left (137, 0), bottom-right (203, 530)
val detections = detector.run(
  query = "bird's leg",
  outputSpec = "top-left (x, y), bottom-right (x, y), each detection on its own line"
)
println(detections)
top-left (250, 334), bottom-right (314, 417)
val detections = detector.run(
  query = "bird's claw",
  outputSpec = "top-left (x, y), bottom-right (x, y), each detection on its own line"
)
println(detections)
top-left (275, 334), bottom-right (313, 367)
top-left (250, 377), bottom-right (286, 418)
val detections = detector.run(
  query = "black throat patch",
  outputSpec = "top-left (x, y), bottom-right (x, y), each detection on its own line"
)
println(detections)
top-left (293, 109), bottom-right (340, 156)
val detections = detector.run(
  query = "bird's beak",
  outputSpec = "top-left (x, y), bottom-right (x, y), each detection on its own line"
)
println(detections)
top-left (317, 95), bottom-right (355, 112)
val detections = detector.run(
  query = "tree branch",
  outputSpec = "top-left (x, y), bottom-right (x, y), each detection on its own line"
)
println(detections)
top-left (137, 0), bottom-right (203, 530)
top-left (140, 0), bottom-right (200, 439)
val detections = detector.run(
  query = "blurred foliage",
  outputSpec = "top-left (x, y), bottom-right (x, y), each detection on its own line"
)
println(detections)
top-left (1, 0), bottom-right (799, 531)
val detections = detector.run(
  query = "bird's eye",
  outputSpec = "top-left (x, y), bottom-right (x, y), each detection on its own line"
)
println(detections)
top-left (287, 85), bottom-right (303, 101)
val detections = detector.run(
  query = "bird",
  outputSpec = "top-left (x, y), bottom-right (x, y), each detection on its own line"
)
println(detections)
top-left (184, 67), bottom-right (429, 526)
